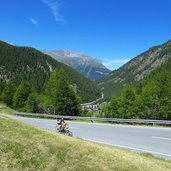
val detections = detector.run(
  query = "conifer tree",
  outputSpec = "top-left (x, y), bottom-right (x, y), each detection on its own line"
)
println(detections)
top-left (2, 82), bottom-right (16, 106)
top-left (119, 85), bottom-right (137, 118)
top-left (13, 82), bottom-right (31, 109)
top-left (25, 93), bottom-right (39, 113)
top-left (154, 72), bottom-right (171, 119)
top-left (141, 72), bottom-right (171, 119)
top-left (45, 69), bottom-right (81, 115)
top-left (0, 79), bottom-right (5, 99)
top-left (105, 95), bottom-right (120, 118)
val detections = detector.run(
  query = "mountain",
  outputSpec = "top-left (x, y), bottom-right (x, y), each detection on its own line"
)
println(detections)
top-left (98, 40), bottom-right (171, 99)
top-left (42, 50), bottom-right (111, 80)
top-left (0, 40), bottom-right (101, 102)
top-left (139, 57), bottom-right (171, 89)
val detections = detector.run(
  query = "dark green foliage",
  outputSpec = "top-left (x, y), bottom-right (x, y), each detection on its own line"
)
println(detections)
top-left (44, 69), bottom-right (81, 115)
top-left (103, 95), bottom-right (120, 118)
top-left (13, 82), bottom-right (31, 110)
top-left (0, 79), bottom-right (5, 99)
top-left (139, 59), bottom-right (171, 120)
top-left (0, 41), bottom-right (101, 103)
top-left (102, 63), bottom-right (171, 120)
top-left (119, 86), bottom-right (138, 118)
top-left (1, 82), bottom-right (16, 106)
top-left (25, 93), bottom-right (40, 113)
top-left (141, 72), bottom-right (171, 120)
top-left (104, 86), bottom-right (141, 119)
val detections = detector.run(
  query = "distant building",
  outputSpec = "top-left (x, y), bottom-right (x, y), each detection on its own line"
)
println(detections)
top-left (81, 92), bottom-right (104, 111)
top-left (81, 103), bottom-right (100, 112)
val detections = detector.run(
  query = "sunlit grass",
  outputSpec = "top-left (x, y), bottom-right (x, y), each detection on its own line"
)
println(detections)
top-left (0, 103), bottom-right (16, 114)
top-left (1, 116), bottom-right (171, 171)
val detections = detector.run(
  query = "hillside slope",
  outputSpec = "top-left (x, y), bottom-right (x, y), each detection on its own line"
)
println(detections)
top-left (0, 41), bottom-right (101, 102)
top-left (42, 50), bottom-right (111, 80)
top-left (98, 40), bottom-right (171, 99)
top-left (138, 57), bottom-right (171, 90)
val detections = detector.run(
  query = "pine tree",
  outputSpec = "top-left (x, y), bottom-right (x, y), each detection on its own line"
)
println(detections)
top-left (0, 79), bottom-right (5, 99)
top-left (1, 82), bottom-right (16, 106)
top-left (45, 69), bottom-right (81, 115)
top-left (119, 85), bottom-right (138, 118)
top-left (13, 82), bottom-right (31, 109)
top-left (25, 93), bottom-right (39, 113)
top-left (44, 69), bottom-right (61, 113)
top-left (141, 73), bottom-right (171, 119)
top-left (105, 95), bottom-right (120, 118)
top-left (155, 72), bottom-right (171, 119)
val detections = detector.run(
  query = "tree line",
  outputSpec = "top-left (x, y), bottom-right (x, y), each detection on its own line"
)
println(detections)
top-left (0, 69), bottom-right (81, 116)
top-left (102, 72), bottom-right (171, 120)
top-left (1, 64), bottom-right (171, 120)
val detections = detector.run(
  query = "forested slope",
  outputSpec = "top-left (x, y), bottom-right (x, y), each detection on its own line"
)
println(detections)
top-left (98, 40), bottom-right (171, 99)
top-left (0, 41), bottom-right (101, 102)
top-left (102, 59), bottom-right (171, 120)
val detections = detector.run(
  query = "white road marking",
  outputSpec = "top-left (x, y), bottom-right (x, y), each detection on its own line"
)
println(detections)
top-left (152, 136), bottom-right (171, 141)
top-left (84, 138), bottom-right (171, 158)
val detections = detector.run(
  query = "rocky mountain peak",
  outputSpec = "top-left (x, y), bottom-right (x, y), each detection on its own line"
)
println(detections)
top-left (42, 50), bottom-right (111, 80)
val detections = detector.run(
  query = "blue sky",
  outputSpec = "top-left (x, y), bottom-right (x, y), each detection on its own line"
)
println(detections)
top-left (1, 0), bottom-right (171, 70)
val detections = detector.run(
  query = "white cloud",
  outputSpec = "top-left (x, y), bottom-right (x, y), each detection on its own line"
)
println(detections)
top-left (29, 18), bottom-right (38, 27)
top-left (41, 0), bottom-right (65, 23)
top-left (102, 58), bottom-right (130, 70)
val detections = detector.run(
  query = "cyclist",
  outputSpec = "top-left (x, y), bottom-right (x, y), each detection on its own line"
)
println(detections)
top-left (57, 118), bottom-right (66, 132)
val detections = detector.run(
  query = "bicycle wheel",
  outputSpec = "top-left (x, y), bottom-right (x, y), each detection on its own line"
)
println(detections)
top-left (55, 126), bottom-right (59, 132)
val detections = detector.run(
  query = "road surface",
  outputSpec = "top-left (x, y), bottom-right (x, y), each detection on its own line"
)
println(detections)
top-left (2, 115), bottom-right (171, 160)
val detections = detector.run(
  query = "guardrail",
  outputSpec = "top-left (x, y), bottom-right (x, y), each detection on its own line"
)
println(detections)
top-left (14, 112), bottom-right (171, 125)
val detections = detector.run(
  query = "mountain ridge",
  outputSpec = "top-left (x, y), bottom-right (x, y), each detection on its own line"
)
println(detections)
top-left (98, 39), bottom-right (171, 99)
top-left (42, 50), bottom-right (111, 80)
top-left (0, 40), bottom-right (101, 102)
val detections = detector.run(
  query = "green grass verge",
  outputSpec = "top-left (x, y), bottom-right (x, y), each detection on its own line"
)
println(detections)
top-left (0, 103), bottom-right (16, 114)
top-left (1, 116), bottom-right (171, 171)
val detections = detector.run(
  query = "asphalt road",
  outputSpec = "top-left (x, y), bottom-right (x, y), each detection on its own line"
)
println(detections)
top-left (3, 115), bottom-right (171, 160)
